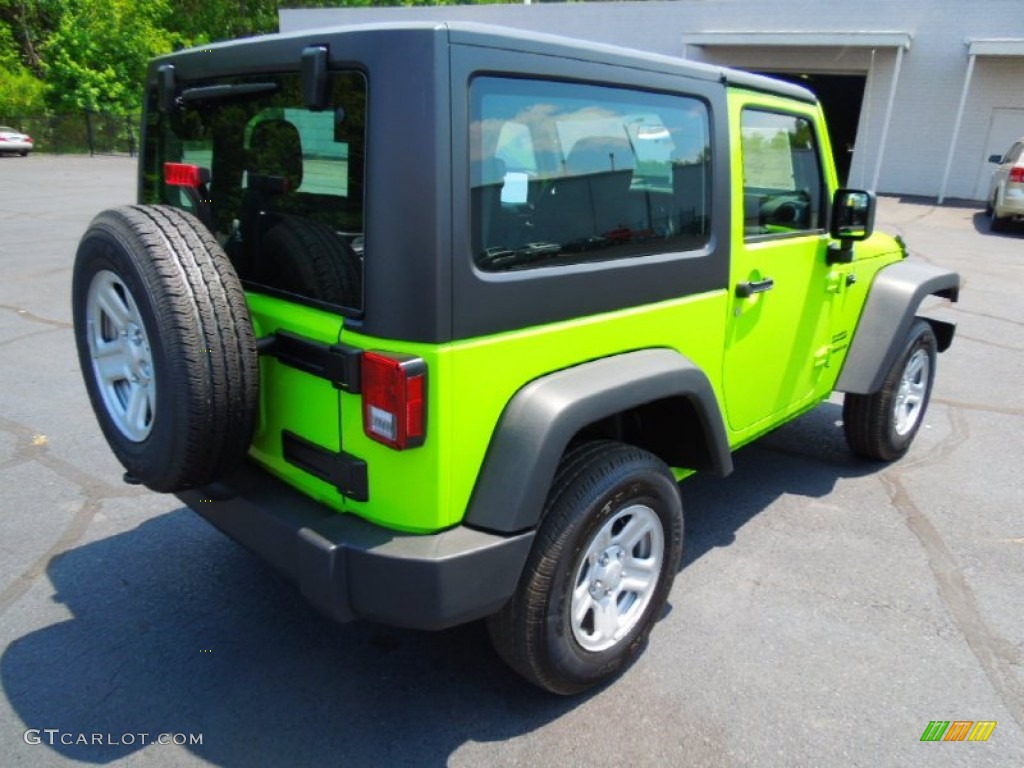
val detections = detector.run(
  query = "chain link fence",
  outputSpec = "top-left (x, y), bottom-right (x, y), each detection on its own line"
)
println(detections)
top-left (0, 113), bottom-right (140, 156)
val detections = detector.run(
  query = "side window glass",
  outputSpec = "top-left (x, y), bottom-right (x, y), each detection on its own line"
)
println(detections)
top-left (741, 109), bottom-right (825, 238)
top-left (471, 77), bottom-right (711, 272)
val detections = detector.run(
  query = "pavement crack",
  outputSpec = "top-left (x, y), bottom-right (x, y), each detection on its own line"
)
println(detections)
top-left (954, 332), bottom-right (1024, 352)
top-left (881, 408), bottom-right (1024, 730)
top-left (0, 414), bottom-right (148, 618)
top-left (0, 414), bottom-right (137, 498)
top-left (0, 497), bottom-right (100, 619)
top-left (94, 657), bottom-right (131, 708)
top-left (0, 303), bottom-right (71, 329)
top-left (932, 397), bottom-right (1024, 418)
top-left (946, 304), bottom-right (1024, 329)
top-left (0, 326), bottom-right (65, 349)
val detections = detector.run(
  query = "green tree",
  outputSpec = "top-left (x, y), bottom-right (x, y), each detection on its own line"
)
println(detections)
top-left (43, 0), bottom-right (182, 113)
top-left (0, 63), bottom-right (46, 114)
top-left (0, 0), bottom-right (57, 75)
top-left (0, 11), bottom-right (49, 115)
top-left (1, 0), bottom-right (520, 118)
top-left (169, 0), bottom-right (280, 43)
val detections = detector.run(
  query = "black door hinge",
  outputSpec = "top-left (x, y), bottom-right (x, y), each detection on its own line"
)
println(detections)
top-left (257, 331), bottom-right (362, 393)
top-left (282, 431), bottom-right (368, 501)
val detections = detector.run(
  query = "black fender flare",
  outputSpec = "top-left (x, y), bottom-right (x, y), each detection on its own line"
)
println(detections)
top-left (463, 348), bottom-right (732, 534)
top-left (836, 260), bottom-right (960, 395)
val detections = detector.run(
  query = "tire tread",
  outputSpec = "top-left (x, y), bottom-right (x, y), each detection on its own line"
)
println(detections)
top-left (73, 205), bottom-right (258, 491)
top-left (489, 440), bottom-right (683, 695)
top-left (843, 319), bottom-right (936, 462)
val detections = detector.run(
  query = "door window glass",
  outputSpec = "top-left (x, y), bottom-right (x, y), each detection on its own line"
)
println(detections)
top-left (740, 109), bottom-right (825, 238)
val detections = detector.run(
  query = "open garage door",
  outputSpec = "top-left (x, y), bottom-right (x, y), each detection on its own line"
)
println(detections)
top-left (755, 72), bottom-right (866, 185)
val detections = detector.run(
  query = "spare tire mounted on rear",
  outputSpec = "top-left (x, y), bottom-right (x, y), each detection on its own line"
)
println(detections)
top-left (72, 205), bottom-right (259, 492)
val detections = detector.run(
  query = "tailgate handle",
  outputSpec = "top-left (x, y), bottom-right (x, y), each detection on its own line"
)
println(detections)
top-left (735, 278), bottom-right (775, 298)
top-left (257, 331), bottom-right (362, 393)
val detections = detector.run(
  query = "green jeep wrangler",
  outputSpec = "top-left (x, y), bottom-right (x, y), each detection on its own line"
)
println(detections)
top-left (71, 23), bottom-right (960, 694)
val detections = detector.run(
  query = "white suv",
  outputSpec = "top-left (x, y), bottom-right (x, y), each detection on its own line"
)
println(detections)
top-left (987, 137), bottom-right (1024, 231)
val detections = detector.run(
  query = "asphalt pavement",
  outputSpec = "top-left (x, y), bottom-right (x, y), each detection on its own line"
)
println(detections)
top-left (1, 154), bottom-right (1022, 766)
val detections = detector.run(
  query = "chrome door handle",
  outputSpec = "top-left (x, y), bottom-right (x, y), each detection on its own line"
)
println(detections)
top-left (735, 278), bottom-right (775, 298)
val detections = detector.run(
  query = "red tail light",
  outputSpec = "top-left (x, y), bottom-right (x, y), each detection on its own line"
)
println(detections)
top-left (164, 162), bottom-right (207, 187)
top-left (361, 351), bottom-right (426, 450)
top-left (1009, 167), bottom-right (1024, 184)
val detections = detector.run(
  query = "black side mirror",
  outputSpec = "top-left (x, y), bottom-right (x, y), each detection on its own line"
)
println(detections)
top-left (988, 154), bottom-right (1004, 164)
top-left (827, 188), bottom-right (875, 264)
top-left (830, 188), bottom-right (875, 241)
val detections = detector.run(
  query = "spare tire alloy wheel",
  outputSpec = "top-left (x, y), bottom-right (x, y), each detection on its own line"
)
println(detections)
top-left (85, 270), bottom-right (156, 442)
top-left (488, 441), bottom-right (684, 695)
top-left (72, 205), bottom-right (259, 492)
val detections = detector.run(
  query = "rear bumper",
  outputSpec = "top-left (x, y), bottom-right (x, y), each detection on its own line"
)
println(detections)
top-left (176, 463), bottom-right (533, 630)
top-left (996, 185), bottom-right (1024, 218)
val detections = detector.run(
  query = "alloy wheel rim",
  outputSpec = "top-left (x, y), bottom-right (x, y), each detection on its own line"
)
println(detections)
top-left (85, 270), bottom-right (156, 442)
top-left (570, 503), bottom-right (665, 653)
top-left (893, 348), bottom-right (929, 436)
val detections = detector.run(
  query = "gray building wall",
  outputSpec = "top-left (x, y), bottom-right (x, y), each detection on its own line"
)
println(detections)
top-left (282, 0), bottom-right (1024, 201)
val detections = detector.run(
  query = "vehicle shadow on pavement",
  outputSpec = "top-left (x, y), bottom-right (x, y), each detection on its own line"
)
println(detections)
top-left (3, 403), bottom-right (876, 765)
top-left (680, 402), bottom-right (881, 569)
top-left (971, 211), bottom-right (1023, 236)
top-left (2, 511), bottom-right (580, 765)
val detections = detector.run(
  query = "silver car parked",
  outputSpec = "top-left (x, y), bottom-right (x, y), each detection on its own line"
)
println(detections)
top-left (0, 126), bottom-right (34, 157)
top-left (986, 137), bottom-right (1024, 232)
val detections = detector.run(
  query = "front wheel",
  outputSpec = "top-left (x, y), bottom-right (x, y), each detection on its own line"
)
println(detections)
top-left (843, 319), bottom-right (937, 461)
top-left (487, 441), bottom-right (683, 695)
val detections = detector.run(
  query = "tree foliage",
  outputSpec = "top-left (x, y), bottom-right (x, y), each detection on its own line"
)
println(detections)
top-left (43, 0), bottom-right (182, 112)
top-left (0, 0), bottom-right (508, 118)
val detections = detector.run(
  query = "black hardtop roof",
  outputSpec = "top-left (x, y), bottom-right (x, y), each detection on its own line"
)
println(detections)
top-left (152, 21), bottom-right (816, 105)
top-left (446, 22), bottom-right (816, 103)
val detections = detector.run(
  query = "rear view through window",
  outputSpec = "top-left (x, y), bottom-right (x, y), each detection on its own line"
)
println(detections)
top-left (471, 77), bottom-right (711, 271)
top-left (143, 72), bottom-right (366, 312)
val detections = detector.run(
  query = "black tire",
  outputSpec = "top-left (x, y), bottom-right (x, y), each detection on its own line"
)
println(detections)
top-left (19, 150), bottom-right (28, 157)
top-left (990, 203), bottom-right (1008, 233)
top-left (72, 205), bottom-right (259, 492)
top-left (261, 216), bottom-right (361, 308)
top-left (843, 319), bottom-right (937, 461)
top-left (487, 440), bottom-right (684, 695)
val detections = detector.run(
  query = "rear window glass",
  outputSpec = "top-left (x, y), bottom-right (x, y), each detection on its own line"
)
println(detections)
top-left (471, 77), bottom-right (711, 272)
top-left (143, 72), bottom-right (366, 314)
